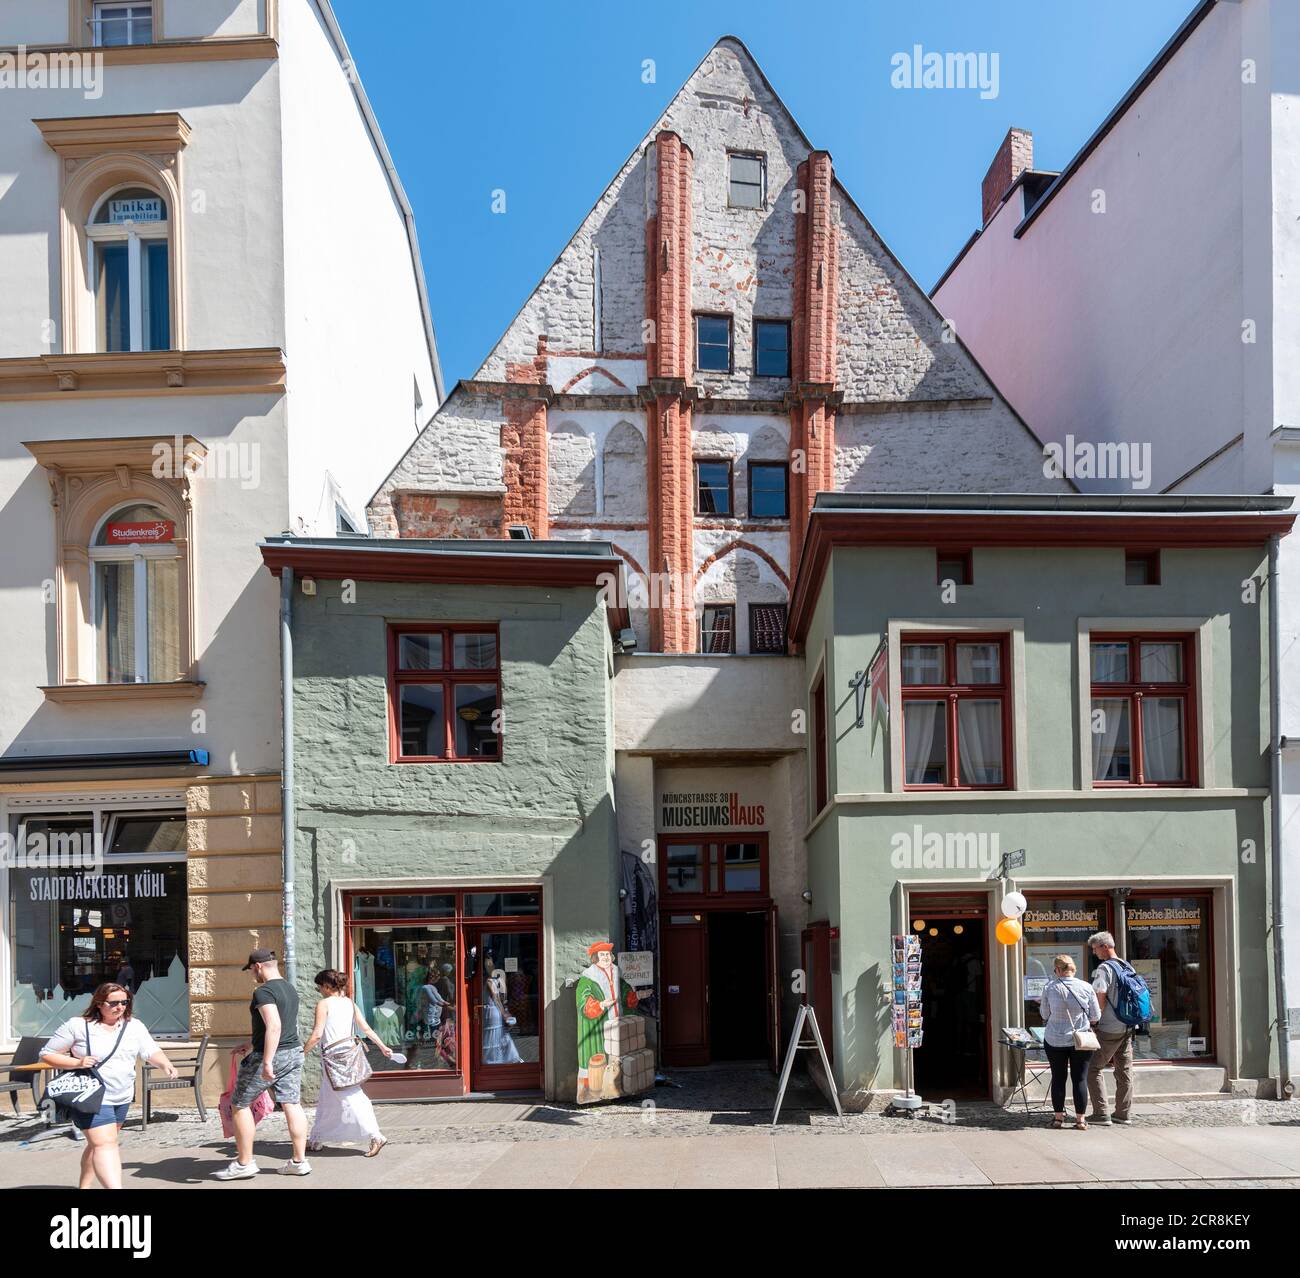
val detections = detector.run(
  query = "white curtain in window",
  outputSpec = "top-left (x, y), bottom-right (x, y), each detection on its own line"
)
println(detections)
top-left (1091, 643), bottom-right (1129, 682)
top-left (1092, 697), bottom-right (1131, 781)
top-left (956, 644), bottom-right (1000, 685)
top-left (957, 699), bottom-right (1003, 784)
top-left (903, 700), bottom-right (946, 784)
top-left (147, 557), bottom-right (181, 681)
top-left (97, 561), bottom-right (135, 683)
top-left (902, 645), bottom-right (943, 686)
top-left (1142, 697), bottom-right (1184, 781)
top-left (1140, 642), bottom-right (1183, 682)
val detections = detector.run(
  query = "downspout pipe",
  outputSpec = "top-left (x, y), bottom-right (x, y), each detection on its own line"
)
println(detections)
top-left (1269, 534), bottom-right (1292, 1098)
top-left (280, 566), bottom-right (297, 986)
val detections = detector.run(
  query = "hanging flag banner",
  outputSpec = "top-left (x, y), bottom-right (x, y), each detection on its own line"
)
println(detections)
top-left (869, 640), bottom-right (889, 752)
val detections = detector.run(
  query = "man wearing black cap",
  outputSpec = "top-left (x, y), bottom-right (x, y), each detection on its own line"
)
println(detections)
top-left (213, 949), bottom-right (309, 1180)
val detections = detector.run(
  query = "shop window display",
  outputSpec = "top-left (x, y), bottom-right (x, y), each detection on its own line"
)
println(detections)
top-left (353, 926), bottom-right (458, 1071)
top-left (1021, 896), bottom-right (1109, 1030)
top-left (1126, 894), bottom-right (1213, 1059)
top-left (8, 810), bottom-right (188, 1037)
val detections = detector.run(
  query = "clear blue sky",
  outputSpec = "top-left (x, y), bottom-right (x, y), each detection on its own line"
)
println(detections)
top-left (331, 0), bottom-right (1198, 386)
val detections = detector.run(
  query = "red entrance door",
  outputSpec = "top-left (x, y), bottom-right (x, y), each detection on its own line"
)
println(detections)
top-left (465, 924), bottom-right (543, 1093)
top-left (660, 906), bottom-right (779, 1068)
top-left (661, 914), bottom-right (708, 1065)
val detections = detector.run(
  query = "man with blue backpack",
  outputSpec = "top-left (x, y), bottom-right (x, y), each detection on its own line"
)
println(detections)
top-left (1086, 930), bottom-right (1152, 1125)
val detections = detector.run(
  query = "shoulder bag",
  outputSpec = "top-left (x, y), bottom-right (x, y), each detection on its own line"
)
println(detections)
top-left (1064, 982), bottom-right (1100, 1051)
top-left (43, 1020), bottom-right (128, 1115)
top-left (321, 1002), bottom-right (373, 1089)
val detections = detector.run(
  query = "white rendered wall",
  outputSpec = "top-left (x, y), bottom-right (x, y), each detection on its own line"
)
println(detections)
top-left (933, 0), bottom-right (1246, 494)
top-left (0, 58), bottom-right (285, 357)
top-left (0, 2), bottom-right (68, 44)
top-left (164, 0), bottom-right (265, 40)
top-left (0, 393), bottom-right (288, 773)
top-left (276, 0), bottom-right (439, 534)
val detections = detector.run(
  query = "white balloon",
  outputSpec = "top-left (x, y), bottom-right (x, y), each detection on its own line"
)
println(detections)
top-left (1000, 891), bottom-right (1027, 919)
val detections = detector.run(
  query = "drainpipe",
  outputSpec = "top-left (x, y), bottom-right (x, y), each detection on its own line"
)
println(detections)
top-left (280, 565), bottom-right (297, 986)
top-left (1269, 534), bottom-right (1292, 1098)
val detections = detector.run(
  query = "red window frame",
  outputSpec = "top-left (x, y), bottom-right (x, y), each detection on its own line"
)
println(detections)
top-left (657, 833), bottom-right (770, 901)
top-left (1125, 550), bottom-right (1161, 585)
top-left (812, 671), bottom-right (828, 813)
top-left (1090, 632), bottom-right (1196, 787)
top-left (900, 632), bottom-right (1012, 791)
top-left (342, 887), bottom-right (544, 1095)
top-left (387, 624), bottom-right (502, 763)
top-left (936, 548), bottom-right (972, 586)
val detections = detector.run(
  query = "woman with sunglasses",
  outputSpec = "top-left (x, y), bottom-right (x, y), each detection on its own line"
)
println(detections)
top-left (41, 982), bottom-right (178, 1189)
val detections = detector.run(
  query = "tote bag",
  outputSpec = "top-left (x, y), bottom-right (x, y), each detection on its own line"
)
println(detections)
top-left (218, 1048), bottom-right (274, 1138)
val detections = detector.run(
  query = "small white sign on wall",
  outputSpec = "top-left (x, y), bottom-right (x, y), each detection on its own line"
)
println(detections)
top-left (618, 951), bottom-right (654, 988)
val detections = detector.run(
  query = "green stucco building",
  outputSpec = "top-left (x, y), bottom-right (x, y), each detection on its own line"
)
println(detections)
top-left (260, 537), bottom-right (625, 1100)
top-left (788, 494), bottom-right (1295, 1105)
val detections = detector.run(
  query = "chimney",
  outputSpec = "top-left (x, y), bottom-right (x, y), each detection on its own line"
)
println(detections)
top-left (981, 127), bottom-right (1033, 227)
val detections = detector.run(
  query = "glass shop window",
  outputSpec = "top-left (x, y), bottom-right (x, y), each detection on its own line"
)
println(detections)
top-left (8, 810), bottom-right (188, 1038)
top-left (1021, 896), bottom-right (1110, 1031)
top-left (1126, 894), bottom-right (1213, 1060)
top-left (353, 925), bottom-right (458, 1074)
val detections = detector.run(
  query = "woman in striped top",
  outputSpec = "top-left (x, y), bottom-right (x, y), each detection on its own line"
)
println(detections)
top-left (1038, 954), bottom-right (1101, 1130)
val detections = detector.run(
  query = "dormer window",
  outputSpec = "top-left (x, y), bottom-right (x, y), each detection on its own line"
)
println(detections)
top-left (92, 3), bottom-right (154, 46)
top-left (89, 187), bottom-right (171, 352)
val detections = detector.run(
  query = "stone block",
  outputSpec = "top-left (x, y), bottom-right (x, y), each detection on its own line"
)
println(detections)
top-left (188, 928), bottom-right (283, 967)
top-left (189, 890), bottom-right (282, 928)
top-left (618, 1047), bottom-right (655, 1096)
top-left (188, 815), bottom-right (281, 854)
top-left (603, 1014), bottom-right (646, 1056)
top-left (188, 852), bottom-right (282, 893)
top-left (186, 782), bottom-right (254, 815)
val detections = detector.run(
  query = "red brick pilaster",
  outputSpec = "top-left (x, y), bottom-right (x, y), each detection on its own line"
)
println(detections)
top-left (790, 151), bottom-right (839, 562)
top-left (645, 132), bottom-right (696, 652)
top-left (502, 339), bottom-right (550, 538)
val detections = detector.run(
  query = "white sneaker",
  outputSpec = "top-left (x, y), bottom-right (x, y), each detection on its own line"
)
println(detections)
top-left (278, 1157), bottom-right (312, 1176)
top-left (212, 1160), bottom-right (259, 1180)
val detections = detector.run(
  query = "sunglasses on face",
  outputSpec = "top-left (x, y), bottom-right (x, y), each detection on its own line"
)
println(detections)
top-left (104, 999), bottom-right (129, 1008)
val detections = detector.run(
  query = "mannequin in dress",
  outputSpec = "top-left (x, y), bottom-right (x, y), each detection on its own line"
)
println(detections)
top-left (480, 954), bottom-right (523, 1066)
top-left (372, 997), bottom-right (405, 1050)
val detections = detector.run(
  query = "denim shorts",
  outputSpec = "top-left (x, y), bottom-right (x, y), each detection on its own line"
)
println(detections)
top-left (231, 1046), bottom-right (304, 1108)
top-left (72, 1101), bottom-right (130, 1131)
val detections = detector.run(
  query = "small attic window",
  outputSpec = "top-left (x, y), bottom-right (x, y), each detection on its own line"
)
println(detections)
top-left (728, 153), bottom-right (765, 209)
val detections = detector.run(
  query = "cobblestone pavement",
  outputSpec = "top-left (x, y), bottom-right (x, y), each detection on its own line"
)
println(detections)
top-left (3, 1063), bottom-right (1296, 1151)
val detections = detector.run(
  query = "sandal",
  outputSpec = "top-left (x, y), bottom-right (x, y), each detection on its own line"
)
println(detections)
top-left (366, 1136), bottom-right (388, 1158)
top-left (1074, 1116), bottom-right (1088, 1130)
top-left (1050, 1116), bottom-right (1065, 1129)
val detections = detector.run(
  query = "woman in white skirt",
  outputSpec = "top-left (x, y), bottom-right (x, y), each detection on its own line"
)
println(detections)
top-left (303, 969), bottom-right (391, 1157)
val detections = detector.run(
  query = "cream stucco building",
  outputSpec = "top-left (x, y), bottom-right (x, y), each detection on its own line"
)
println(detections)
top-left (0, 0), bottom-right (441, 1100)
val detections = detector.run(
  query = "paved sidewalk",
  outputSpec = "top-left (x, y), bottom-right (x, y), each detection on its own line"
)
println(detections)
top-left (3, 1119), bottom-right (1298, 1189)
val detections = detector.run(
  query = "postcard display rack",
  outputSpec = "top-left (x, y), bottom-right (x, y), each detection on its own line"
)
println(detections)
top-left (889, 933), bottom-right (925, 1114)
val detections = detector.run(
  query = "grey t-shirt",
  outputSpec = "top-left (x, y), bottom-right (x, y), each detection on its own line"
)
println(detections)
top-left (1092, 959), bottom-right (1131, 1035)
